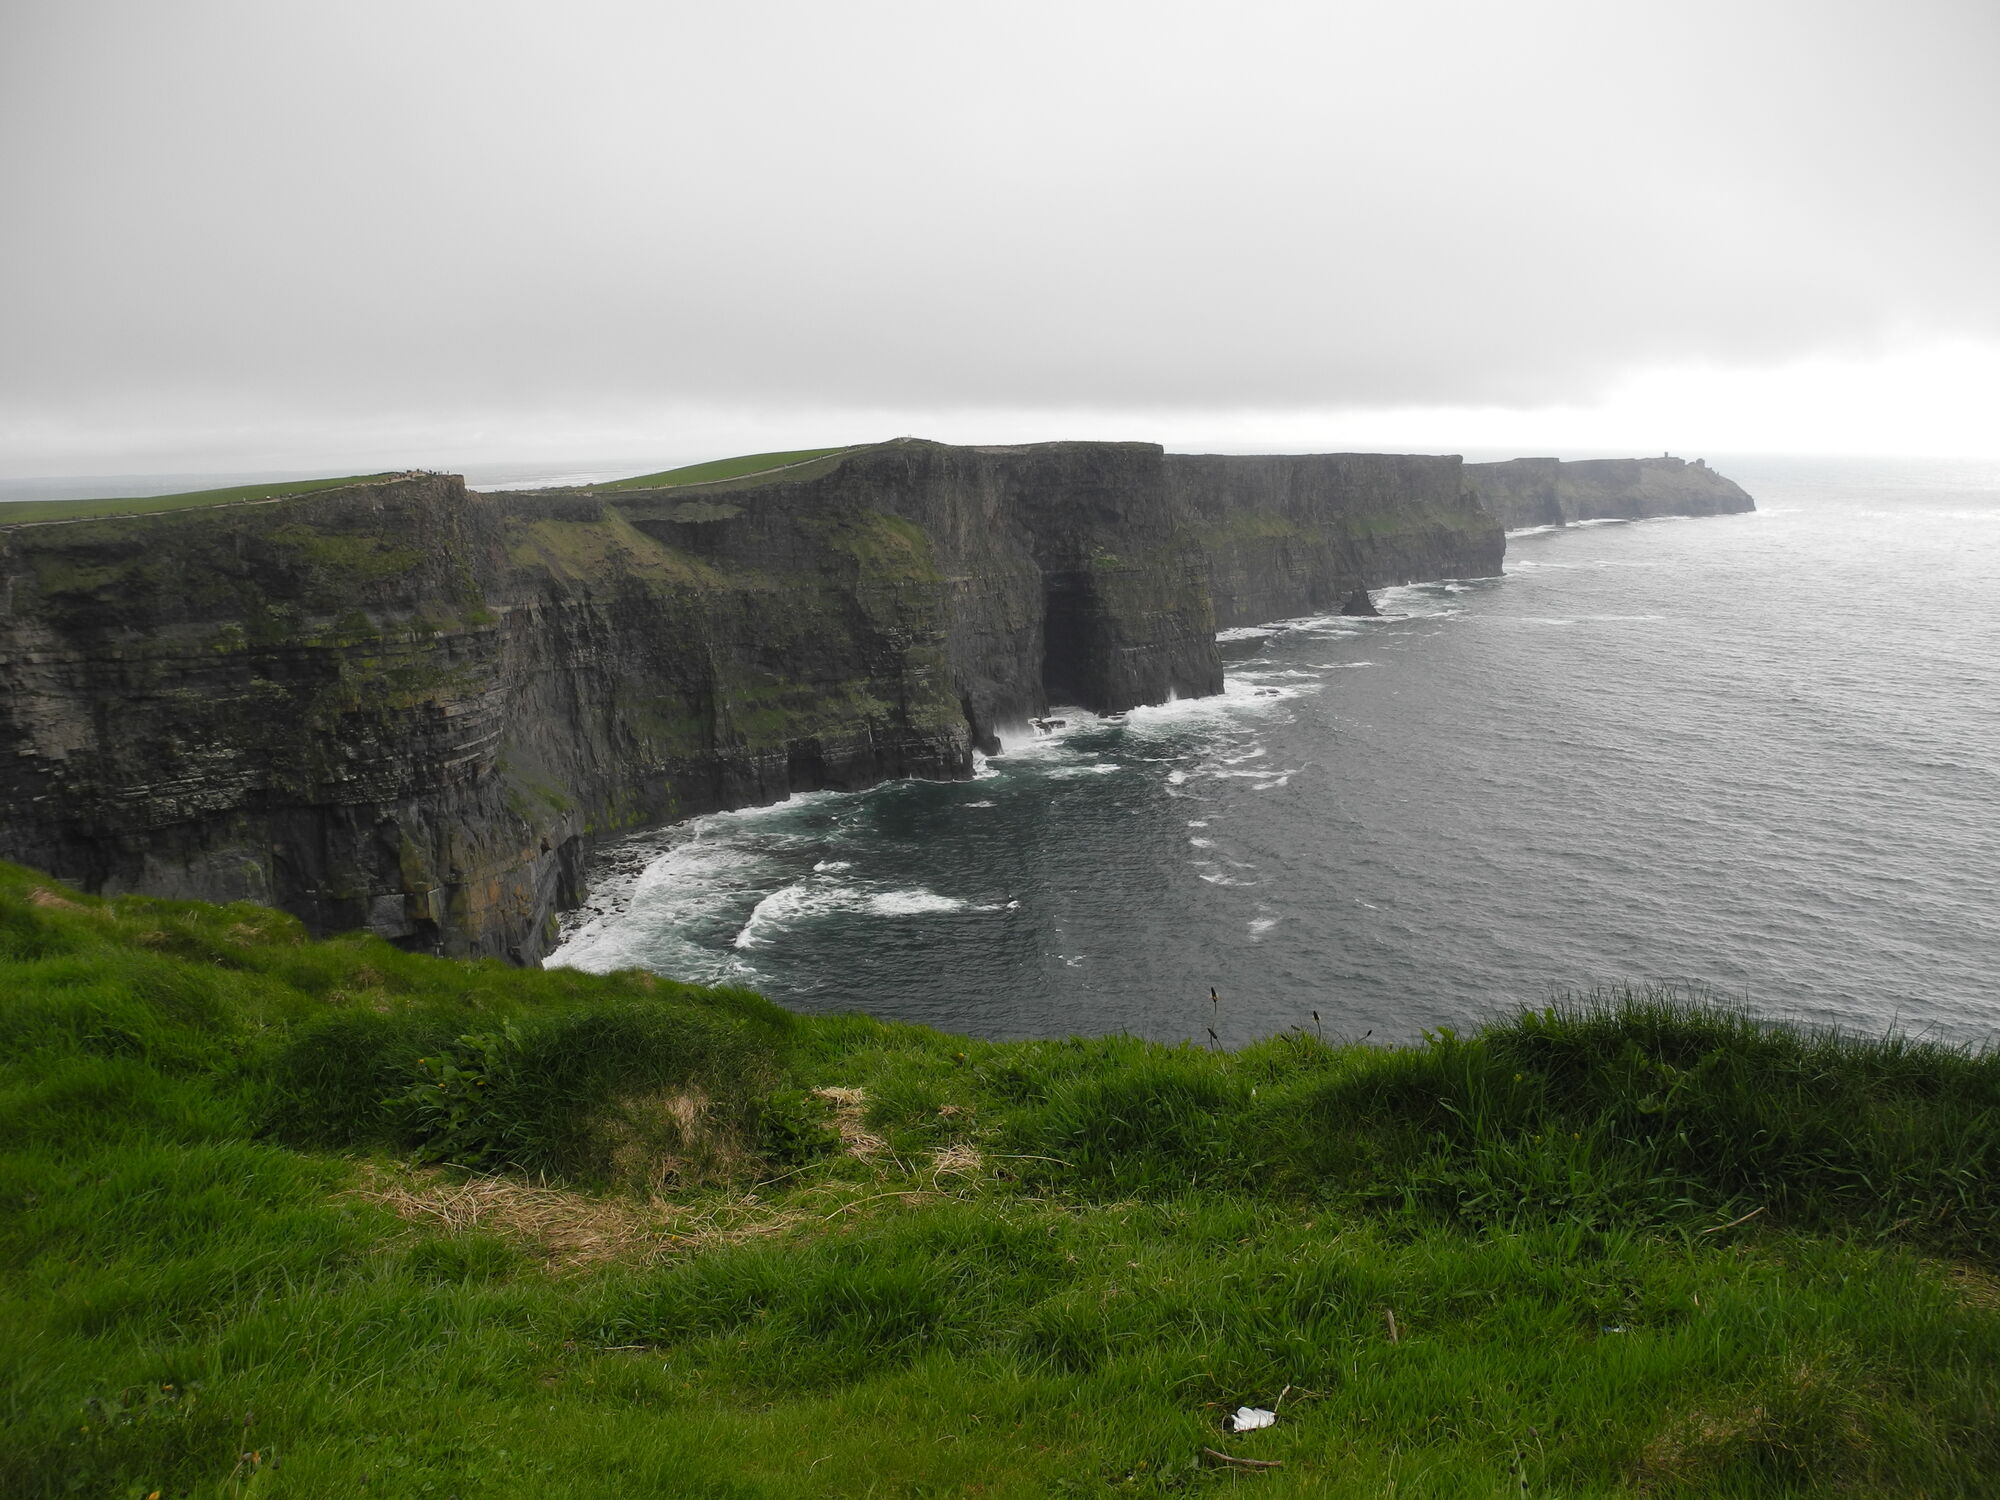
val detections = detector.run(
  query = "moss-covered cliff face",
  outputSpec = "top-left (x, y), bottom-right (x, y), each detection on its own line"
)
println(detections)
top-left (0, 439), bottom-right (1505, 960)
top-left (0, 469), bottom-right (975, 963)
top-left (1464, 455), bottom-right (1755, 530)
top-left (1171, 452), bottom-right (1505, 629)
top-left (607, 440), bottom-right (1225, 747)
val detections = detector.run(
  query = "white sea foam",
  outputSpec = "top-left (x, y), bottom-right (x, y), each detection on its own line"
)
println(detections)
top-left (866, 889), bottom-right (972, 916)
top-left (1189, 837), bottom-right (1214, 848)
top-left (734, 882), bottom-right (826, 948)
top-left (734, 879), bottom-right (998, 948)
top-left (1248, 916), bottom-right (1278, 936)
top-left (985, 707), bottom-right (1113, 758)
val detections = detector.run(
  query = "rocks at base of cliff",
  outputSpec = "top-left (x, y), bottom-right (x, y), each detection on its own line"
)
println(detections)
top-left (1339, 589), bottom-right (1380, 617)
top-left (1463, 455), bottom-right (1755, 530)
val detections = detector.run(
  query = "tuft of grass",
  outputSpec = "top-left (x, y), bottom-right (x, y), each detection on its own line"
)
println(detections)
top-left (3, 863), bottom-right (1998, 1496)
top-left (974, 996), bottom-right (2000, 1260)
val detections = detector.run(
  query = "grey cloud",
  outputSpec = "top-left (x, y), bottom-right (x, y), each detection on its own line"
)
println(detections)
top-left (2, 0), bottom-right (1995, 469)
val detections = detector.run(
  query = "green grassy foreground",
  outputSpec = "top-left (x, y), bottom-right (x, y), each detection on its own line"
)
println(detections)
top-left (2, 863), bottom-right (1996, 1497)
top-left (0, 475), bottom-right (401, 525)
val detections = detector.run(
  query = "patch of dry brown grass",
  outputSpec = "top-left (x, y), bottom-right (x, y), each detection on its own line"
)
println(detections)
top-left (1941, 1261), bottom-right (2000, 1310)
top-left (1636, 1403), bottom-right (1768, 1492)
top-left (28, 887), bottom-right (84, 911)
top-left (351, 1163), bottom-right (809, 1272)
top-left (599, 1086), bottom-right (758, 1191)
top-left (1634, 1358), bottom-right (1875, 1494)
top-left (813, 1085), bottom-right (887, 1158)
top-left (929, 1141), bottom-right (984, 1182)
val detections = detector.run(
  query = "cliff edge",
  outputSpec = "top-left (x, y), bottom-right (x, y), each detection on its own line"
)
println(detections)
top-left (1464, 455), bottom-right (1755, 530)
top-left (0, 440), bottom-right (1506, 960)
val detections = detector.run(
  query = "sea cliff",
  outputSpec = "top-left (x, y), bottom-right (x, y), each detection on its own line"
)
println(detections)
top-left (0, 439), bottom-right (1515, 958)
top-left (1172, 452), bottom-right (1504, 627)
top-left (1463, 454), bottom-right (1755, 530)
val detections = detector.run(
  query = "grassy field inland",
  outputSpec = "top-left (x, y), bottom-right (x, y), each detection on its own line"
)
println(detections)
top-left (1, 863), bottom-right (1995, 1496)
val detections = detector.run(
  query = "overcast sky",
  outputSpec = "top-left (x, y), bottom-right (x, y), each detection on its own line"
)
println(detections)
top-left (3, 0), bottom-right (1996, 479)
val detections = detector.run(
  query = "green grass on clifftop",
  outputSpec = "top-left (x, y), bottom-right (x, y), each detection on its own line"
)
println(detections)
top-left (0, 475), bottom-right (402, 525)
top-left (3, 862), bottom-right (1997, 1497)
top-left (590, 447), bottom-right (857, 491)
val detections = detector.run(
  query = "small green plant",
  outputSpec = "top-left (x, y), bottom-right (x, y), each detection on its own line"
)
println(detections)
top-left (394, 1025), bottom-right (523, 1167)
top-left (755, 1087), bottom-right (841, 1167)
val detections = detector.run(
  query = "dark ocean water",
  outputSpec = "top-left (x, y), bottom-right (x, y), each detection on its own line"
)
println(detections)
top-left (549, 455), bottom-right (2000, 1048)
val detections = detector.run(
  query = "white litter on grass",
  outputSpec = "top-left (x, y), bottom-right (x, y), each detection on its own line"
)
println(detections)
top-left (1225, 1407), bottom-right (1277, 1433)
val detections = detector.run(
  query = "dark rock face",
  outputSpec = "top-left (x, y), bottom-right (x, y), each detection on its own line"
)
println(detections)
top-left (1170, 452), bottom-right (1505, 629)
top-left (0, 470), bottom-right (969, 963)
top-left (0, 438), bottom-right (1512, 960)
top-left (603, 441), bottom-right (1225, 742)
top-left (1464, 455), bottom-right (1755, 530)
top-left (1461, 456), bottom-right (1566, 529)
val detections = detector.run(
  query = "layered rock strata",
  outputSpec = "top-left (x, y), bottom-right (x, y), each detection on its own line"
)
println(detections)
top-left (1464, 455), bottom-right (1755, 530)
top-left (1172, 453), bottom-right (1505, 628)
top-left (0, 439), bottom-right (1508, 960)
